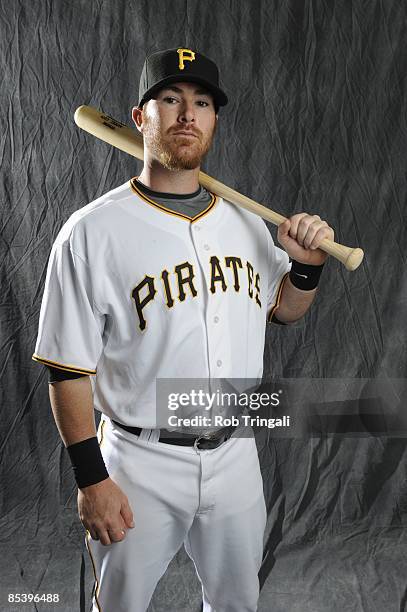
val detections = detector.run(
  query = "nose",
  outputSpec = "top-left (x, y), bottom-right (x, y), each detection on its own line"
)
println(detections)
top-left (178, 99), bottom-right (195, 124)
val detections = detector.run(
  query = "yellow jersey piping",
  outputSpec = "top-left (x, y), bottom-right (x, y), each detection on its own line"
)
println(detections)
top-left (85, 531), bottom-right (103, 611)
top-left (31, 354), bottom-right (96, 376)
top-left (85, 419), bottom-right (106, 610)
top-left (97, 418), bottom-right (106, 447)
top-left (267, 272), bottom-right (290, 322)
top-left (129, 177), bottom-right (218, 223)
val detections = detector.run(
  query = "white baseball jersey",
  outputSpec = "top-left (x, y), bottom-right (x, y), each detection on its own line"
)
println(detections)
top-left (32, 178), bottom-right (291, 428)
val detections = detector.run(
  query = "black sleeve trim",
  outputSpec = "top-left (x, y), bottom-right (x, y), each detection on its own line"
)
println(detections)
top-left (270, 314), bottom-right (287, 325)
top-left (46, 365), bottom-right (89, 383)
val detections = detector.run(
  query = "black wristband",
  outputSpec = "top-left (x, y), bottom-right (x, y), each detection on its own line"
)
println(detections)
top-left (66, 436), bottom-right (109, 489)
top-left (289, 259), bottom-right (325, 291)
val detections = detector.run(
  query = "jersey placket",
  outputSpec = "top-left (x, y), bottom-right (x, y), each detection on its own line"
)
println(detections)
top-left (190, 217), bottom-right (232, 383)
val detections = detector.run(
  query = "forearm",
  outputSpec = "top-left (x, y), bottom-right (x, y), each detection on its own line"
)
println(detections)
top-left (48, 376), bottom-right (96, 447)
top-left (273, 275), bottom-right (317, 323)
top-left (49, 377), bottom-right (133, 544)
top-left (274, 213), bottom-right (333, 322)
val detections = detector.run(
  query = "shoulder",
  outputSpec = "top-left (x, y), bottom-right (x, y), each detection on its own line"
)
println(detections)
top-left (219, 197), bottom-right (271, 239)
top-left (219, 197), bottom-right (289, 264)
top-left (54, 180), bottom-right (133, 250)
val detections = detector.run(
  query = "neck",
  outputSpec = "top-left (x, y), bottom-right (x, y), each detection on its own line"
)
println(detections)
top-left (137, 154), bottom-right (201, 194)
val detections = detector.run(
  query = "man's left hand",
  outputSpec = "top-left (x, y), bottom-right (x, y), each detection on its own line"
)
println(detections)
top-left (277, 213), bottom-right (335, 266)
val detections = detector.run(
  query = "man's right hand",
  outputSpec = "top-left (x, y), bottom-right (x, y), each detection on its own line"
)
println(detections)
top-left (78, 477), bottom-right (135, 546)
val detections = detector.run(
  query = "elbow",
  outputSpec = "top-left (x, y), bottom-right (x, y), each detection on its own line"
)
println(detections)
top-left (271, 307), bottom-right (309, 325)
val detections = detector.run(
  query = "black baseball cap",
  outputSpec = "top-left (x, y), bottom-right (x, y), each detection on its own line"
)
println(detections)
top-left (138, 47), bottom-right (228, 110)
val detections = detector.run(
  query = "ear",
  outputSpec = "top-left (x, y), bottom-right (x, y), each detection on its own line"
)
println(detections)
top-left (132, 106), bottom-right (144, 133)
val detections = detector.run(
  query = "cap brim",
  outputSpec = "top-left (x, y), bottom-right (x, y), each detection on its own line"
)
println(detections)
top-left (139, 74), bottom-right (228, 108)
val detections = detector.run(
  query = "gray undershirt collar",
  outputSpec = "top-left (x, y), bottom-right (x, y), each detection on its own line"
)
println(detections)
top-left (133, 178), bottom-right (212, 218)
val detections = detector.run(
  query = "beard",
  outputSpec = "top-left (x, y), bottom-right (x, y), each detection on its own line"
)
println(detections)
top-left (142, 115), bottom-right (216, 171)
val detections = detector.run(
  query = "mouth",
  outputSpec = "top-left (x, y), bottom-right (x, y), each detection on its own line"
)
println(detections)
top-left (172, 131), bottom-right (199, 139)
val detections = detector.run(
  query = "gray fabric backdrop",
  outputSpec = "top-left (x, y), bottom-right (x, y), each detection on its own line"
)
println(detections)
top-left (1, 0), bottom-right (406, 610)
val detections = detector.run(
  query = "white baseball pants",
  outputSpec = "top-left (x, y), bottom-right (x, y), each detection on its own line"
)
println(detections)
top-left (86, 416), bottom-right (267, 612)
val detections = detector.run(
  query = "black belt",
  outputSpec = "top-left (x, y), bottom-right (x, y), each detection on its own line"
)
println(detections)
top-left (111, 419), bottom-right (236, 450)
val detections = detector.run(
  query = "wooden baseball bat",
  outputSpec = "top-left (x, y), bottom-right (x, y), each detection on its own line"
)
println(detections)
top-left (74, 105), bottom-right (364, 271)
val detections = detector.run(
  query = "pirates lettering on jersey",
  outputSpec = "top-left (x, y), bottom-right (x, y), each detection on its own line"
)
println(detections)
top-left (209, 256), bottom-right (227, 293)
top-left (254, 272), bottom-right (261, 307)
top-left (245, 263), bottom-right (262, 307)
top-left (132, 255), bottom-right (262, 331)
top-left (247, 261), bottom-right (254, 298)
top-left (225, 256), bottom-right (243, 291)
top-left (131, 275), bottom-right (157, 331)
top-left (175, 262), bottom-right (198, 301)
top-left (161, 269), bottom-right (174, 308)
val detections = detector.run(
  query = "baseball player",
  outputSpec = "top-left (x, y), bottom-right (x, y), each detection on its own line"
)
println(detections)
top-left (32, 48), bottom-right (334, 611)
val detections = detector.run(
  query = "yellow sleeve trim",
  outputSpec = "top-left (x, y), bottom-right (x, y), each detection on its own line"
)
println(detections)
top-left (31, 354), bottom-right (97, 376)
top-left (267, 272), bottom-right (290, 323)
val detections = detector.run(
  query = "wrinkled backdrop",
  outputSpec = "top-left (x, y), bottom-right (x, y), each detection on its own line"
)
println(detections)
top-left (1, 1), bottom-right (406, 611)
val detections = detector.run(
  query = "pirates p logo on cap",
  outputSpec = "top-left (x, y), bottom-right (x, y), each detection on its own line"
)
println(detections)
top-left (177, 48), bottom-right (196, 70)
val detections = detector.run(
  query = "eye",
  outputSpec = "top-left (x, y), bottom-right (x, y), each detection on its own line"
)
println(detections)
top-left (163, 96), bottom-right (178, 104)
top-left (196, 100), bottom-right (210, 107)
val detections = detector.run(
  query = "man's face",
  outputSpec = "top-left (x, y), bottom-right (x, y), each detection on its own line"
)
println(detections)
top-left (135, 82), bottom-right (218, 171)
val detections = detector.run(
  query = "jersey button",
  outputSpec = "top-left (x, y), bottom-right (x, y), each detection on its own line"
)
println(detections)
top-left (204, 244), bottom-right (210, 251)
top-left (213, 316), bottom-right (219, 323)
top-left (194, 225), bottom-right (201, 231)
top-left (216, 359), bottom-right (222, 367)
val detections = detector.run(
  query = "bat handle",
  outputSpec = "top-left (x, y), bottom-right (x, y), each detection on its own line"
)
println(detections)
top-left (318, 238), bottom-right (364, 271)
